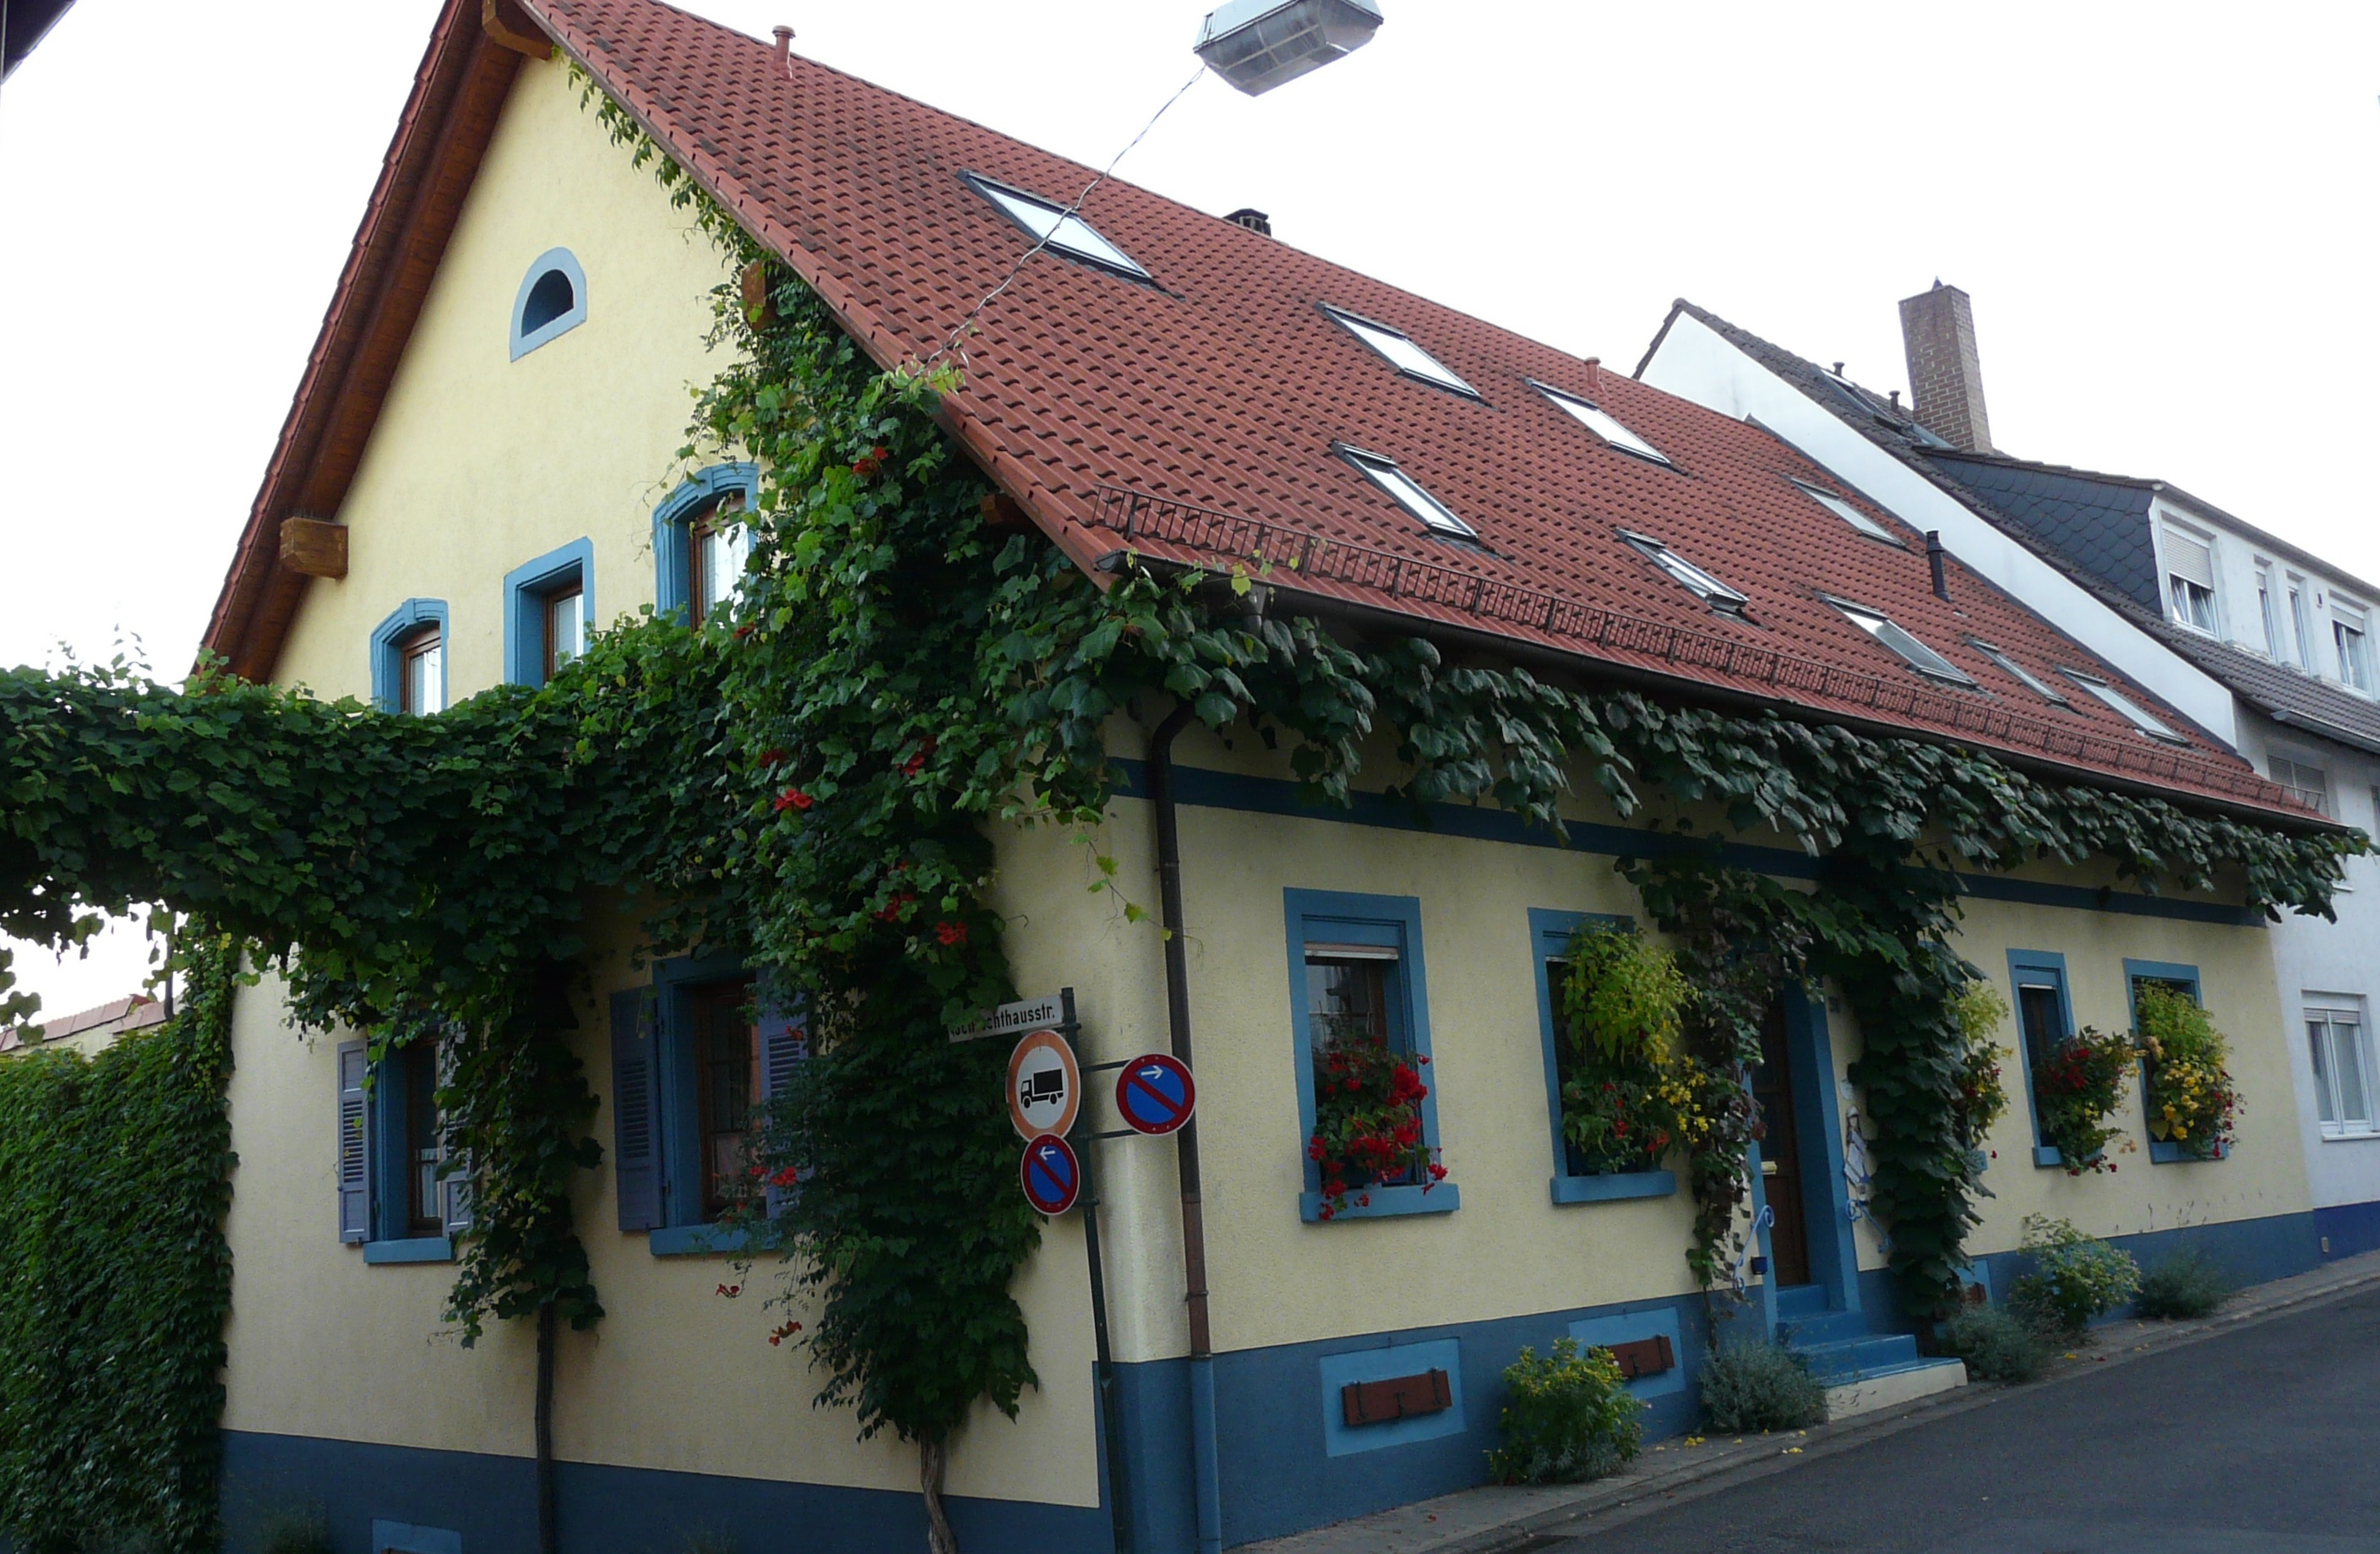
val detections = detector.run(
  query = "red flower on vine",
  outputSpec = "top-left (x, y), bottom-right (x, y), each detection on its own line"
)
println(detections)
top-left (734, 624), bottom-right (756, 641)
top-left (934, 919), bottom-right (969, 947)
top-left (774, 788), bottom-right (814, 812)
top-left (852, 445), bottom-right (891, 480)
top-left (761, 749), bottom-right (789, 767)
top-left (768, 1319), bottom-right (803, 1347)
top-left (874, 892), bottom-right (917, 923)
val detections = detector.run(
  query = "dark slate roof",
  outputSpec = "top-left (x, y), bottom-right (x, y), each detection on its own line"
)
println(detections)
top-left (1925, 454), bottom-right (2159, 613)
top-left (1657, 301), bottom-right (2380, 757)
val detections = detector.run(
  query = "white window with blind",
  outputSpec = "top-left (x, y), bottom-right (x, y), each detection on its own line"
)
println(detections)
top-left (2271, 754), bottom-right (2331, 815)
top-left (2290, 576), bottom-right (2317, 669)
top-left (2307, 1000), bottom-right (2377, 1138)
top-left (2161, 521), bottom-right (2219, 635)
top-left (2335, 599), bottom-right (2377, 695)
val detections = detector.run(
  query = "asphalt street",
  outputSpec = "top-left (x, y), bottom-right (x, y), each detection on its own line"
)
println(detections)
top-left (1557, 1285), bottom-right (2380, 1553)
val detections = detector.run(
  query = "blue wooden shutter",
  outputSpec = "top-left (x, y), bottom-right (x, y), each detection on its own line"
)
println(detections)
top-left (337, 1040), bottom-right (370, 1243)
top-left (755, 985), bottom-right (807, 1217)
top-left (611, 990), bottom-right (662, 1231)
top-left (436, 1033), bottom-right (473, 1235)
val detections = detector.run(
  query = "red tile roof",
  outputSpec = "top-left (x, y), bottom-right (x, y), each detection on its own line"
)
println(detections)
top-left (204, 0), bottom-right (2321, 826)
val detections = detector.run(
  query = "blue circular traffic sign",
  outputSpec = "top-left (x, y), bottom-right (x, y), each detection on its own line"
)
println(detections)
top-left (1114, 1053), bottom-right (1197, 1138)
top-left (1021, 1134), bottom-right (1082, 1216)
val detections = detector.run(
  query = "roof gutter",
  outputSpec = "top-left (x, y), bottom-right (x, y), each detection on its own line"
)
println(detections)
top-left (2267, 707), bottom-right (2380, 764)
top-left (1100, 552), bottom-right (2343, 838)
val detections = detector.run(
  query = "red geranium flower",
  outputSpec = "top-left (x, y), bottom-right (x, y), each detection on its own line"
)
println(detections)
top-left (774, 788), bottom-right (814, 812)
top-left (934, 920), bottom-right (969, 947)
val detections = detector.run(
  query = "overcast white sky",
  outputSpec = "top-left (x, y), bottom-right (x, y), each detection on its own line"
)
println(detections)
top-left (2, 0), bottom-right (2375, 1018)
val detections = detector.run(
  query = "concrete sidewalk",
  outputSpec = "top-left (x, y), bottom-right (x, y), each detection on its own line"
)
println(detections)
top-left (1240, 1249), bottom-right (2380, 1554)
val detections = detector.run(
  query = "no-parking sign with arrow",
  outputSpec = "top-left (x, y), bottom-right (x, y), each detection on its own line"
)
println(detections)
top-left (1021, 1134), bottom-right (1082, 1216)
top-left (1114, 1053), bottom-right (1197, 1137)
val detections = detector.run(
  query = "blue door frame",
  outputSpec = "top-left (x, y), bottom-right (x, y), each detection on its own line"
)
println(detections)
top-left (1746, 984), bottom-right (1862, 1333)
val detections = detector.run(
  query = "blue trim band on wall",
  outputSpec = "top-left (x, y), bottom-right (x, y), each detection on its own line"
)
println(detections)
top-left (368, 598), bottom-right (449, 713)
top-left (653, 462), bottom-right (760, 619)
top-left (1108, 759), bottom-right (2265, 927)
top-left (1283, 889), bottom-right (1451, 1223)
top-left (223, 1431), bottom-right (1112, 1554)
top-left (510, 247), bottom-right (588, 360)
top-left (502, 537), bottom-right (595, 686)
top-left (2005, 948), bottom-right (2076, 1166)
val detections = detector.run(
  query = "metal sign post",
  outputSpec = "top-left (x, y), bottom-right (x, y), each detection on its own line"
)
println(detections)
top-left (1054, 989), bottom-right (1134, 1554)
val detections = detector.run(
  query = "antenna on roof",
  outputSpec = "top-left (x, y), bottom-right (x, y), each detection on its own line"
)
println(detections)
top-left (1195, 0), bottom-right (1384, 96)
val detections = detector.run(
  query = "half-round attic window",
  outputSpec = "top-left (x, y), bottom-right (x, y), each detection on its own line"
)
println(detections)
top-left (511, 248), bottom-right (587, 359)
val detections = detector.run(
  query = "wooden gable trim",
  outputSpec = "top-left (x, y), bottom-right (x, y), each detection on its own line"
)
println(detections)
top-left (200, 0), bottom-right (546, 680)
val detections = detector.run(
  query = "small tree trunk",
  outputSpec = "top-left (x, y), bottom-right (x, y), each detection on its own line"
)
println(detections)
top-left (537, 1301), bottom-right (559, 1554)
top-left (920, 1435), bottom-right (959, 1554)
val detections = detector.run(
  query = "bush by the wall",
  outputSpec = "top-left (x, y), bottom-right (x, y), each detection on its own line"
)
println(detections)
top-left (1699, 1339), bottom-right (1827, 1432)
top-left (1936, 1303), bottom-right (2046, 1383)
top-left (1487, 1338), bottom-right (1645, 1485)
top-left (2134, 1251), bottom-right (2230, 1320)
top-left (0, 938), bottom-right (237, 1554)
top-left (2007, 1215), bottom-right (2140, 1340)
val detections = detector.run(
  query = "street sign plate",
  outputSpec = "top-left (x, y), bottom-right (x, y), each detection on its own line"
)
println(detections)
top-left (1114, 1053), bottom-right (1197, 1137)
top-left (949, 993), bottom-right (1069, 1044)
top-left (1021, 1134), bottom-right (1082, 1216)
top-left (1008, 1028), bottom-right (1081, 1141)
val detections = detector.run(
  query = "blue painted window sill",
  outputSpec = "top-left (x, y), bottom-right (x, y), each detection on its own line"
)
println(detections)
top-left (1299, 1184), bottom-right (1459, 1223)
top-left (363, 1237), bottom-right (454, 1265)
top-left (2033, 1145), bottom-right (2065, 1169)
top-left (1549, 1170), bottom-right (1675, 1204)
top-left (649, 1223), bottom-right (752, 1257)
top-left (2148, 1138), bottom-right (2225, 1165)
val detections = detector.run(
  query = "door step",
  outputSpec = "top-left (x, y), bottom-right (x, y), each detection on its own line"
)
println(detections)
top-left (1821, 1356), bottom-right (1967, 1420)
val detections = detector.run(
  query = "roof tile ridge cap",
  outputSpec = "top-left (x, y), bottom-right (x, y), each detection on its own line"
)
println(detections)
top-left (198, 0), bottom-right (483, 671)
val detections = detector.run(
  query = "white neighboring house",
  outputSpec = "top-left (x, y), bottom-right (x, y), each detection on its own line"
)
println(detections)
top-left (1639, 285), bottom-right (2380, 1258)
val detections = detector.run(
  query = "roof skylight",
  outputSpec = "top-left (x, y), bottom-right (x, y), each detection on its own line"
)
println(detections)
top-left (1824, 597), bottom-right (1975, 686)
top-left (1529, 381), bottom-right (1671, 466)
top-left (1968, 639), bottom-right (2070, 706)
top-left (1792, 480), bottom-right (1898, 543)
top-left (964, 174), bottom-right (1149, 279)
top-left (1321, 306), bottom-right (1478, 397)
top-left (2061, 671), bottom-right (2188, 743)
top-left (1620, 532), bottom-right (1747, 615)
top-left (1337, 445), bottom-right (1477, 540)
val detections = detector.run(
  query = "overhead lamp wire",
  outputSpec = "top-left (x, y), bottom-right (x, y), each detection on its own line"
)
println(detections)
top-left (931, 63), bottom-right (1208, 368)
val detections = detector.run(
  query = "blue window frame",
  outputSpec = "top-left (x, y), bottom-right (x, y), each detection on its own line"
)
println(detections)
top-left (2124, 958), bottom-right (2214, 1164)
top-left (653, 463), bottom-right (760, 624)
top-left (613, 955), bottom-right (807, 1255)
top-left (511, 248), bottom-right (587, 359)
top-left (1530, 908), bottom-right (1677, 1203)
top-left (369, 598), bottom-right (449, 714)
top-left (2007, 951), bottom-right (2077, 1169)
top-left (502, 537), bottom-right (594, 687)
top-left (343, 1037), bottom-right (464, 1265)
top-left (1283, 889), bottom-right (1455, 1223)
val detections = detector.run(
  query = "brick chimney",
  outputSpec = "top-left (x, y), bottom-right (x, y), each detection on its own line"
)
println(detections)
top-left (1897, 281), bottom-right (1993, 452)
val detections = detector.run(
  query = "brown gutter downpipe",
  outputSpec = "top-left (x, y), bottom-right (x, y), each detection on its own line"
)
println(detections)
top-left (1146, 703), bottom-right (1223, 1553)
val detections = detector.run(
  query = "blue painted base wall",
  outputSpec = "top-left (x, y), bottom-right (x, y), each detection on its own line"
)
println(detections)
top-left (2316, 1199), bottom-right (2380, 1261)
top-left (219, 1212), bottom-right (2328, 1554)
top-left (220, 1431), bottom-right (1111, 1554)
